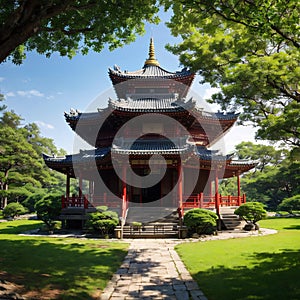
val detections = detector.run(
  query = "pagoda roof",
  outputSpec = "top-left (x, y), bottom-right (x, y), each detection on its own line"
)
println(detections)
top-left (108, 96), bottom-right (195, 113)
top-left (109, 64), bottom-right (193, 79)
top-left (112, 139), bottom-right (193, 155)
top-left (44, 143), bottom-right (256, 169)
top-left (196, 147), bottom-right (234, 161)
top-left (108, 38), bottom-right (194, 86)
top-left (43, 148), bottom-right (110, 166)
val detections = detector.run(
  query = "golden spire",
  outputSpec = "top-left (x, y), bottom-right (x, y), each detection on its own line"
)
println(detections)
top-left (144, 37), bottom-right (160, 67)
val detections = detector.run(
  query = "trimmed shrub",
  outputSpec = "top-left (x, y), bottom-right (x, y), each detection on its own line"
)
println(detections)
top-left (35, 193), bottom-right (61, 231)
top-left (3, 202), bottom-right (27, 218)
top-left (23, 192), bottom-right (46, 212)
top-left (184, 208), bottom-right (218, 235)
top-left (278, 195), bottom-right (300, 214)
top-left (86, 206), bottom-right (119, 237)
top-left (235, 202), bottom-right (267, 230)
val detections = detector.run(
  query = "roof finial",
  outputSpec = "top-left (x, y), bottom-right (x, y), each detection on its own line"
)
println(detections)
top-left (144, 37), bottom-right (160, 67)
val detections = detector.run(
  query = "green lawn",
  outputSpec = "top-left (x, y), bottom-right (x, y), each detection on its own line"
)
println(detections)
top-left (0, 220), bottom-right (128, 299)
top-left (176, 217), bottom-right (300, 300)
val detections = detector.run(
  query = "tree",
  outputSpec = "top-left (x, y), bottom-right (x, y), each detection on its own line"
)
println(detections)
top-left (0, 122), bottom-right (41, 208)
top-left (0, 0), bottom-right (159, 64)
top-left (278, 195), bottom-right (300, 214)
top-left (165, 0), bottom-right (300, 146)
top-left (235, 142), bottom-right (286, 172)
top-left (234, 202), bottom-right (267, 230)
top-left (35, 193), bottom-right (61, 231)
top-left (0, 98), bottom-right (67, 208)
top-left (218, 142), bottom-right (299, 210)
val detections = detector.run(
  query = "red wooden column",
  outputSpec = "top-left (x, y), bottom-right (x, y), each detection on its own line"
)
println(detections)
top-left (237, 171), bottom-right (241, 206)
top-left (122, 166), bottom-right (127, 217)
top-left (214, 167), bottom-right (220, 215)
top-left (177, 164), bottom-right (183, 211)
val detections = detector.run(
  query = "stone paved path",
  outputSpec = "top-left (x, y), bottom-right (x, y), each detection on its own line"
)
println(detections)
top-left (100, 239), bottom-right (207, 300)
top-left (100, 229), bottom-right (277, 300)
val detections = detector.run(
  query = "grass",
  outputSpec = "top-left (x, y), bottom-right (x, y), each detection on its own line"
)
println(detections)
top-left (0, 219), bottom-right (129, 299)
top-left (175, 217), bottom-right (300, 300)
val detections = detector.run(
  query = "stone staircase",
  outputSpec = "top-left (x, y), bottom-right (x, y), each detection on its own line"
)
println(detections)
top-left (219, 206), bottom-right (245, 230)
top-left (121, 206), bottom-right (179, 238)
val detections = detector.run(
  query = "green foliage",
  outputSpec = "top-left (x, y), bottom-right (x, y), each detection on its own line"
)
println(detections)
top-left (0, 1), bottom-right (160, 64)
top-left (35, 193), bottom-right (62, 230)
top-left (0, 99), bottom-right (67, 208)
top-left (278, 195), bottom-right (300, 214)
top-left (184, 208), bottom-right (218, 235)
top-left (165, 0), bottom-right (300, 146)
top-left (235, 202), bottom-right (267, 224)
top-left (2, 202), bottom-right (27, 218)
top-left (86, 206), bottom-right (119, 236)
top-left (218, 142), bottom-right (300, 211)
top-left (22, 191), bottom-right (47, 212)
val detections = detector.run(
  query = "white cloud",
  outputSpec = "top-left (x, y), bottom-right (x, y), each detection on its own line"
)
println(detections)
top-left (17, 89), bottom-right (44, 97)
top-left (203, 87), bottom-right (221, 100)
top-left (5, 92), bottom-right (15, 97)
top-left (35, 121), bottom-right (55, 130)
top-left (0, 77), bottom-right (4, 82)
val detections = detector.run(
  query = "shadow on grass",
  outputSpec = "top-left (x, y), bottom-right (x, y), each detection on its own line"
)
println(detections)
top-left (0, 222), bottom-right (42, 234)
top-left (0, 238), bottom-right (127, 299)
top-left (283, 225), bottom-right (300, 230)
top-left (193, 249), bottom-right (300, 300)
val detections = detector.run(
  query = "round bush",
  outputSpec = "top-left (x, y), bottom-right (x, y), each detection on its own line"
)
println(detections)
top-left (3, 202), bottom-right (27, 218)
top-left (234, 202), bottom-right (267, 229)
top-left (278, 195), bottom-right (300, 214)
top-left (184, 208), bottom-right (218, 235)
top-left (86, 207), bottom-right (119, 236)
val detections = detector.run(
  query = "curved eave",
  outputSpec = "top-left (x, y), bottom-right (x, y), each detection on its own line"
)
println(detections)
top-left (109, 66), bottom-right (194, 81)
top-left (111, 148), bottom-right (191, 156)
top-left (43, 148), bottom-right (111, 171)
top-left (108, 98), bottom-right (196, 113)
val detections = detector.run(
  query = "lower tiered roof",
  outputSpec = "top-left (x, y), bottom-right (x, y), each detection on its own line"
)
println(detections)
top-left (43, 141), bottom-right (256, 178)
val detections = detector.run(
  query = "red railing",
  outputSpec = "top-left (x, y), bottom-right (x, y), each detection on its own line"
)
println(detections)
top-left (61, 195), bottom-right (89, 209)
top-left (182, 193), bottom-right (246, 209)
top-left (61, 194), bottom-right (122, 209)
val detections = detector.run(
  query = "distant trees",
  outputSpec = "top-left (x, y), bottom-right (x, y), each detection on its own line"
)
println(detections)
top-left (0, 0), bottom-right (159, 64)
top-left (219, 142), bottom-right (300, 211)
top-left (0, 97), bottom-right (69, 209)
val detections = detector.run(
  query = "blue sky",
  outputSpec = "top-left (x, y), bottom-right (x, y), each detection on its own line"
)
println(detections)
top-left (0, 19), bottom-right (256, 154)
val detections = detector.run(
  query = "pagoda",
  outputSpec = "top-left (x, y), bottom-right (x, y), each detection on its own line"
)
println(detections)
top-left (44, 38), bottom-right (255, 233)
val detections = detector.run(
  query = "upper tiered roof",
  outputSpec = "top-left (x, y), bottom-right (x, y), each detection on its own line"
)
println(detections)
top-left (109, 38), bottom-right (195, 99)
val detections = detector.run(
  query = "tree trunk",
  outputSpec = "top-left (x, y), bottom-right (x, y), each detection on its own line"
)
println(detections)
top-left (0, 0), bottom-right (73, 63)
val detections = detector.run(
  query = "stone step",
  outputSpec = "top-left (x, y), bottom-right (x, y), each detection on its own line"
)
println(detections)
top-left (126, 207), bottom-right (178, 224)
top-left (120, 224), bottom-right (179, 238)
